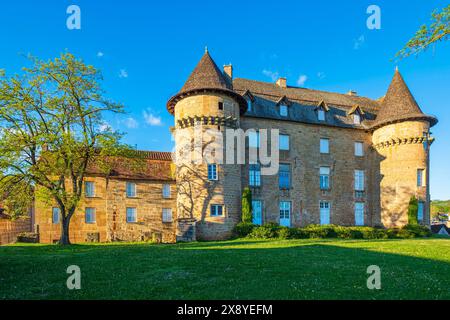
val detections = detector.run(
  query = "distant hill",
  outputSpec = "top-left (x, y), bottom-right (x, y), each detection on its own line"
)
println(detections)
top-left (431, 200), bottom-right (450, 220)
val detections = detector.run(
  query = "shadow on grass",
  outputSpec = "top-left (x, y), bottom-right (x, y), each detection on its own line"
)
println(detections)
top-left (0, 238), bottom-right (449, 299)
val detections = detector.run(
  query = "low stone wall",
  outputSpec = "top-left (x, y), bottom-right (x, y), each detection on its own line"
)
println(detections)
top-left (0, 218), bottom-right (32, 245)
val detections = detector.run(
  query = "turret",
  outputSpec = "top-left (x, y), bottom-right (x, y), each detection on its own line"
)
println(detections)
top-left (372, 69), bottom-right (438, 227)
top-left (167, 50), bottom-right (247, 240)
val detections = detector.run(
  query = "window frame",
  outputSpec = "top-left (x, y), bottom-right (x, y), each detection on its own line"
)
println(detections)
top-left (417, 201), bottom-right (424, 223)
top-left (318, 109), bottom-right (325, 121)
top-left (279, 163), bottom-right (291, 189)
top-left (249, 164), bottom-right (261, 187)
top-left (279, 134), bottom-right (290, 151)
top-left (52, 207), bottom-right (60, 224)
top-left (320, 138), bottom-right (330, 154)
top-left (210, 204), bottom-right (224, 217)
top-left (354, 202), bottom-right (365, 226)
top-left (354, 141), bottom-right (364, 157)
top-left (246, 97), bottom-right (252, 112)
top-left (126, 182), bottom-right (137, 198)
top-left (279, 104), bottom-right (288, 117)
top-left (353, 113), bottom-right (361, 125)
top-left (162, 208), bottom-right (173, 223)
top-left (126, 207), bottom-right (137, 223)
top-left (85, 207), bottom-right (96, 224)
top-left (417, 169), bottom-right (425, 187)
top-left (84, 181), bottom-right (95, 198)
top-left (354, 170), bottom-right (365, 191)
top-left (162, 184), bottom-right (171, 198)
top-left (320, 166), bottom-right (331, 190)
top-left (207, 164), bottom-right (218, 181)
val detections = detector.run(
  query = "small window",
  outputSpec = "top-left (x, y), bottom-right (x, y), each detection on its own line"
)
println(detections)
top-left (355, 142), bottom-right (364, 157)
top-left (279, 134), bottom-right (290, 151)
top-left (207, 164), bottom-right (218, 181)
top-left (249, 164), bottom-right (261, 187)
top-left (355, 202), bottom-right (365, 226)
top-left (210, 204), bottom-right (223, 217)
top-left (126, 207), bottom-right (137, 223)
top-left (85, 181), bottom-right (95, 197)
top-left (320, 167), bottom-right (330, 190)
top-left (417, 201), bottom-right (424, 223)
top-left (279, 104), bottom-right (288, 117)
top-left (246, 98), bottom-right (252, 112)
top-left (354, 170), bottom-right (365, 191)
top-left (52, 207), bottom-right (60, 224)
top-left (417, 169), bottom-right (425, 187)
top-left (318, 109), bottom-right (325, 121)
top-left (162, 208), bottom-right (173, 223)
top-left (85, 207), bottom-right (96, 224)
top-left (320, 138), bottom-right (329, 154)
top-left (162, 184), bottom-right (171, 198)
top-left (248, 131), bottom-right (260, 148)
top-left (353, 113), bottom-right (361, 124)
top-left (126, 182), bottom-right (136, 197)
top-left (279, 164), bottom-right (291, 189)
top-left (218, 102), bottom-right (223, 110)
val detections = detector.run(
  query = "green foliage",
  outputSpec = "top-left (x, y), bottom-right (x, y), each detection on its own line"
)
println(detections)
top-left (408, 196), bottom-right (419, 225)
top-left (0, 52), bottom-right (136, 244)
top-left (396, 5), bottom-right (450, 59)
top-left (235, 223), bottom-right (431, 240)
top-left (241, 187), bottom-right (252, 223)
top-left (0, 176), bottom-right (33, 219)
top-left (233, 222), bottom-right (256, 238)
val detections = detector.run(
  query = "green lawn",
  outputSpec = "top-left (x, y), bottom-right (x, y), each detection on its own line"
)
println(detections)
top-left (1, 238), bottom-right (449, 300)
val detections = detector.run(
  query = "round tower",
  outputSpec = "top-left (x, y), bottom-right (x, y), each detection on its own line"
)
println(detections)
top-left (167, 50), bottom-right (247, 241)
top-left (372, 69), bottom-right (438, 228)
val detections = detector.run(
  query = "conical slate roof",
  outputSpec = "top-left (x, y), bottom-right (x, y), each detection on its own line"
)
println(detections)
top-left (167, 50), bottom-right (247, 114)
top-left (372, 70), bottom-right (437, 129)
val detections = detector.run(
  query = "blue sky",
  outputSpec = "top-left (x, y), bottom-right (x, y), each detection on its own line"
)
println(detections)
top-left (0, 0), bottom-right (449, 199)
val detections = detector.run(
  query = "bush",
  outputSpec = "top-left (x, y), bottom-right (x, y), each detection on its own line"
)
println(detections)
top-left (233, 222), bottom-right (256, 238)
top-left (241, 188), bottom-right (252, 223)
top-left (235, 223), bottom-right (432, 240)
top-left (408, 196), bottom-right (419, 225)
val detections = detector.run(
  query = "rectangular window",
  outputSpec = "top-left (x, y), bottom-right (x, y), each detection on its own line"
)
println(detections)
top-left (126, 207), bottom-right (137, 223)
top-left (126, 182), bottom-right (136, 197)
top-left (355, 202), bottom-right (365, 226)
top-left (354, 170), bottom-right (365, 191)
top-left (279, 104), bottom-right (288, 117)
top-left (355, 142), bottom-right (364, 157)
top-left (210, 204), bottom-right (223, 217)
top-left (246, 98), bottom-right (252, 112)
top-left (207, 164), bottom-right (218, 180)
top-left (162, 184), bottom-right (171, 198)
top-left (248, 131), bottom-right (260, 148)
top-left (318, 109), bottom-right (325, 121)
top-left (279, 134), bottom-right (290, 151)
top-left (320, 167), bottom-right (330, 190)
top-left (418, 201), bottom-right (424, 223)
top-left (218, 102), bottom-right (223, 110)
top-left (85, 207), bottom-right (96, 224)
top-left (162, 208), bottom-right (173, 223)
top-left (52, 207), bottom-right (60, 224)
top-left (279, 164), bottom-right (291, 189)
top-left (417, 169), bottom-right (425, 187)
top-left (85, 181), bottom-right (95, 197)
top-left (353, 113), bottom-right (361, 124)
top-left (252, 200), bottom-right (263, 225)
top-left (249, 164), bottom-right (261, 187)
top-left (320, 201), bottom-right (331, 225)
top-left (320, 138), bottom-right (329, 154)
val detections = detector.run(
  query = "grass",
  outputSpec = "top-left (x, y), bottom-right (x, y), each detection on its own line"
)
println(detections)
top-left (1, 237), bottom-right (450, 300)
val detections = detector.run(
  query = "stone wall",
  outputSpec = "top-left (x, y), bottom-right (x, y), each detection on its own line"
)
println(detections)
top-left (372, 120), bottom-right (430, 227)
top-left (240, 117), bottom-right (376, 227)
top-left (0, 217), bottom-right (32, 245)
top-left (34, 177), bottom-right (177, 244)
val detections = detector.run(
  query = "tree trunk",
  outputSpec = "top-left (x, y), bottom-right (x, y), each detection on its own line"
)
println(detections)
top-left (59, 217), bottom-right (71, 245)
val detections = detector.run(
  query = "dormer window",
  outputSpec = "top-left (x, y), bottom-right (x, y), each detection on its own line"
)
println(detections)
top-left (280, 104), bottom-right (288, 117)
top-left (353, 113), bottom-right (361, 124)
top-left (246, 98), bottom-right (252, 112)
top-left (348, 105), bottom-right (364, 125)
top-left (318, 109), bottom-right (325, 121)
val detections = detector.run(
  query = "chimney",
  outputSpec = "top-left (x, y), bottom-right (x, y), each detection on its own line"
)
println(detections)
top-left (347, 90), bottom-right (357, 96)
top-left (223, 64), bottom-right (233, 82)
top-left (276, 77), bottom-right (287, 88)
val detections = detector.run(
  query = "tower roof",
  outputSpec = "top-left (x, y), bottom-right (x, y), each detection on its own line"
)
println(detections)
top-left (167, 50), bottom-right (247, 114)
top-left (372, 70), bottom-right (437, 129)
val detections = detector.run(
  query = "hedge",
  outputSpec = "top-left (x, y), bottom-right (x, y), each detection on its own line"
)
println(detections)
top-left (233, 222), bottom-right (432, 240)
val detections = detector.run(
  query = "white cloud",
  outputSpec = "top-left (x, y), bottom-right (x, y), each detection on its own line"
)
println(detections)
top-left (143, 110), bottom-right (162, 126)
top-left (296, 75), bottom-right (308, 87)
top-left (353, 35), bottom-right (365, 50)
top-left (97, 51), bottom-right (104, 58)
top-left (119, 69), bottom-right (128, 78)
top-left (317, 72), bottom-right (326, 79)
top-left (99, 121), bottom-right (112, 132)
top-left (122, 117), bottom-right (139, 129)
top-left (262, 69), bottom-right (279, 82)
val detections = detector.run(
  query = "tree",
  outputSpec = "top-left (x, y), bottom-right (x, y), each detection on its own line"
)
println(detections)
top-left (241, 187), bottom-right (252, 223)
top-left (0, 53), bottom-right (134, 245)
top-left (0, 175), bottom-right (33, 219)
top-left (396, 5), bottom-right (450, 59)
top-left (407, 196), bottom-right (419, 225)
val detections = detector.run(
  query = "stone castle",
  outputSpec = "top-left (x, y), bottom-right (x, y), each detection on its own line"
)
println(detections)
top-left (35, 50), bottom-right (438, 243)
